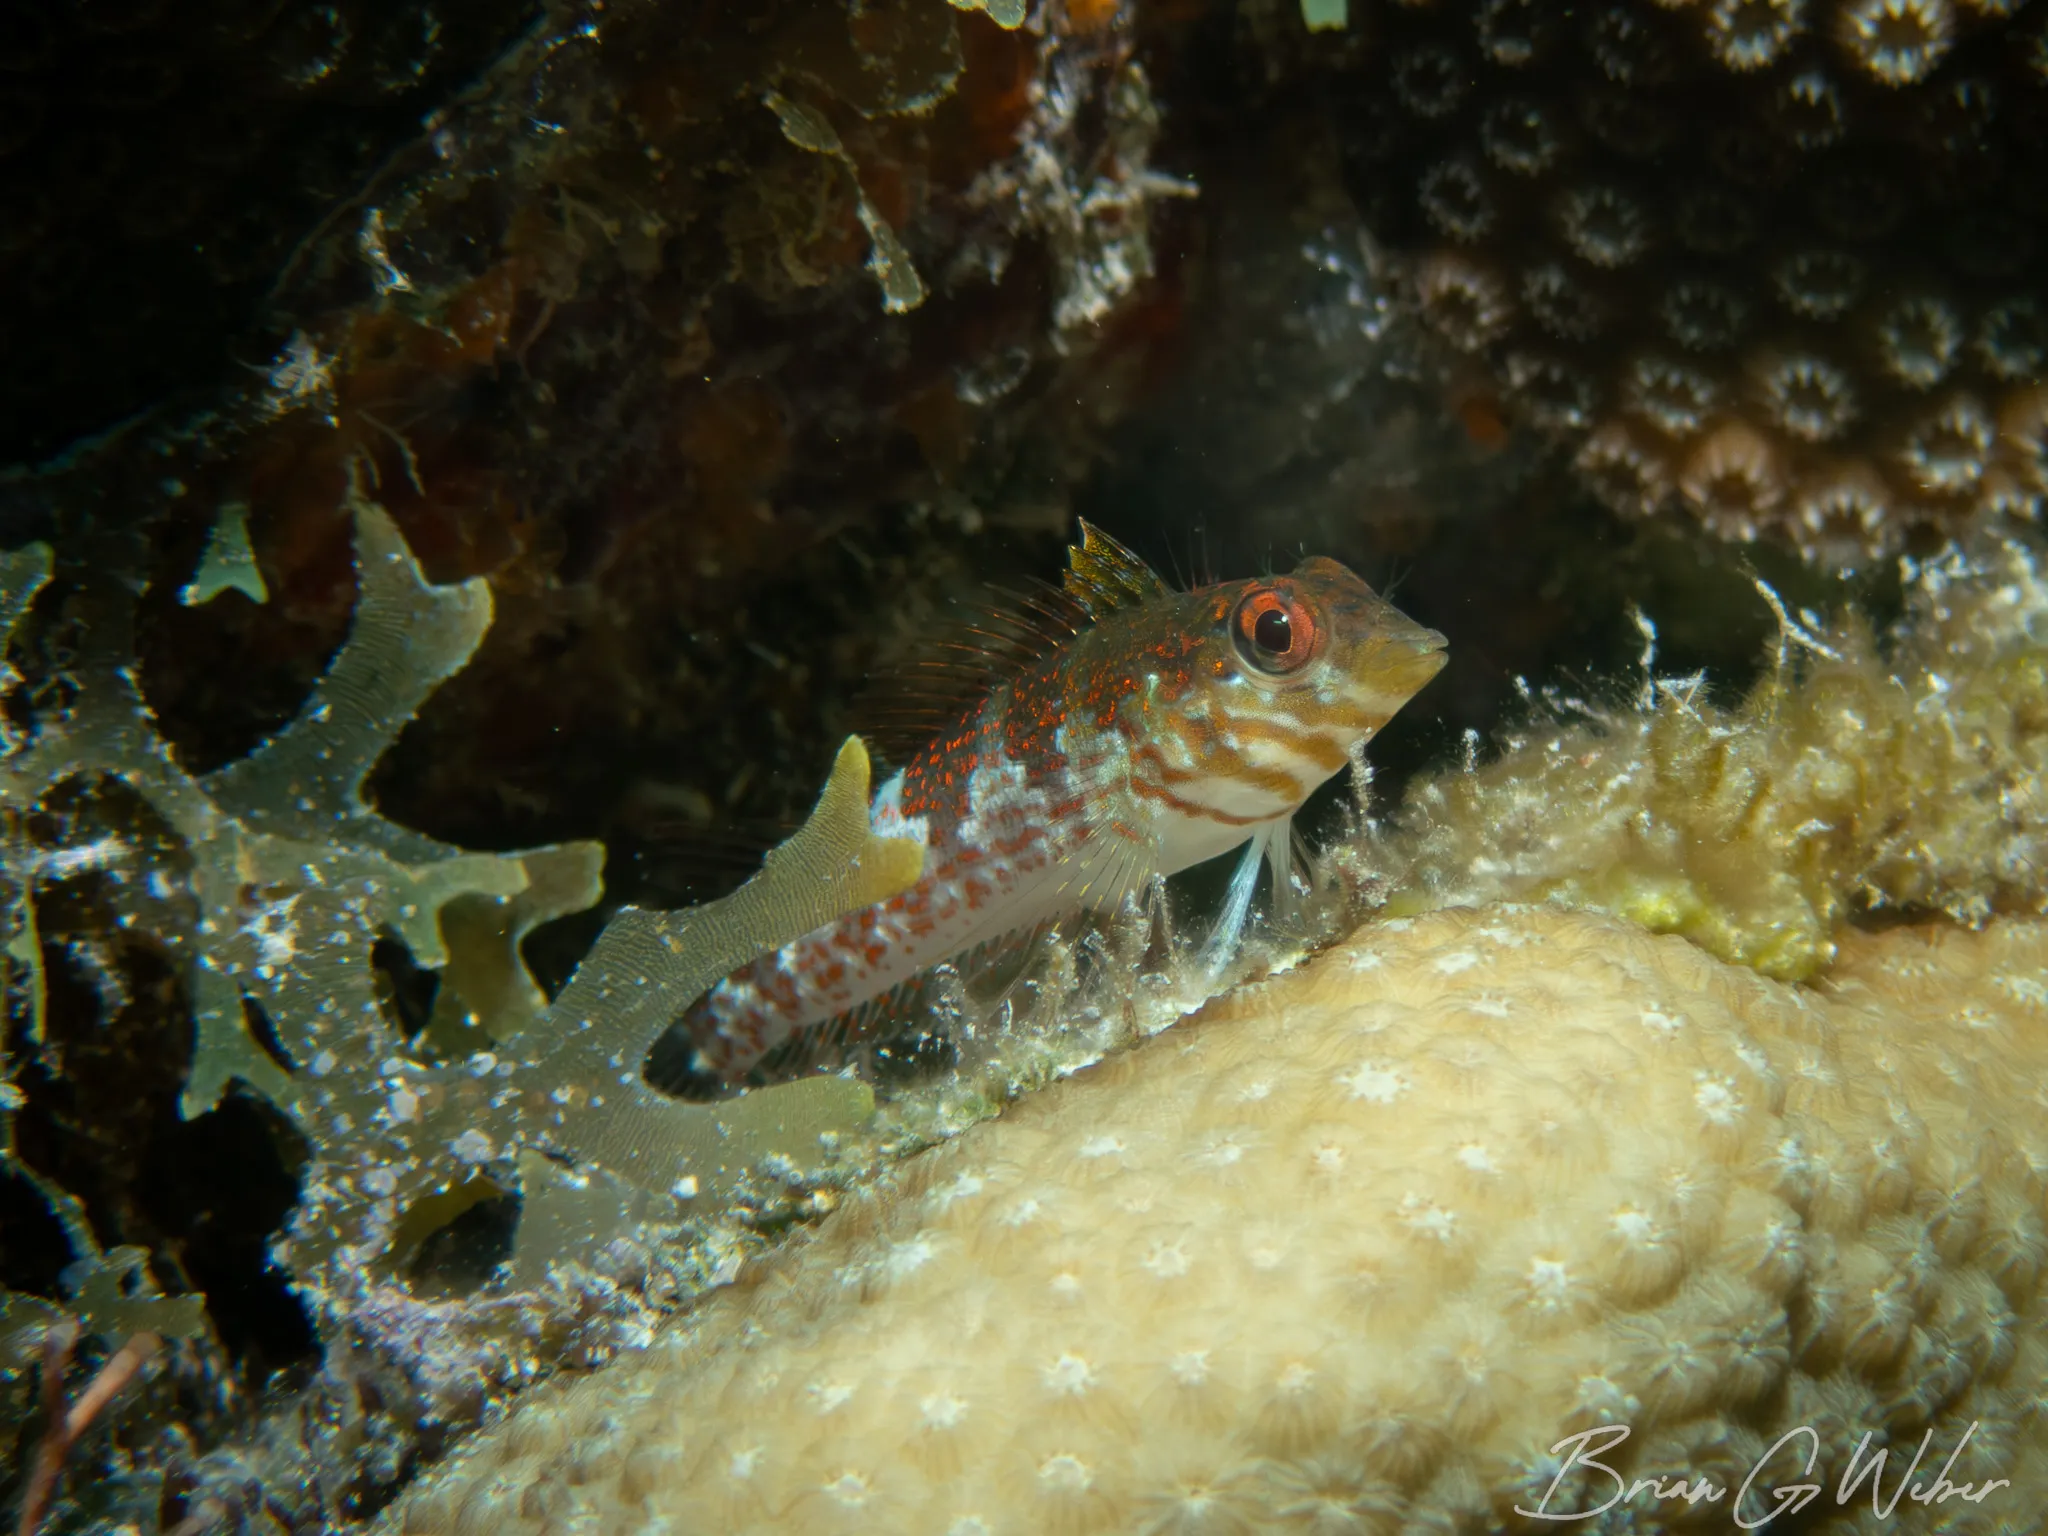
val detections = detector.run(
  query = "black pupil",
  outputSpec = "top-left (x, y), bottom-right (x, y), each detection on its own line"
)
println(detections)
top-left (1253, 607), bottom-right (1292, 654)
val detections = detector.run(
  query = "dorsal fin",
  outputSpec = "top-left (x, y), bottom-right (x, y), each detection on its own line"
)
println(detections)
top-left (1063, 520), bottom-right (1172, 618)
top-left (855, 523), bottom-right (1170, 760)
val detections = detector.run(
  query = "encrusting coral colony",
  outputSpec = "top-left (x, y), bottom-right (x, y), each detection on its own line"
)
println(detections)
top-left (1328, 0), bottom-right (2048, 564)
top-left (381, 906), bottom-right (2048, 1535)
top-left (6, 0), bottom-right (2048, 1533)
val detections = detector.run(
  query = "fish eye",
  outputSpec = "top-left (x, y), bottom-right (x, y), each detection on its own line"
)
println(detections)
top-left (1231, 587), bottom-right (1320, 675)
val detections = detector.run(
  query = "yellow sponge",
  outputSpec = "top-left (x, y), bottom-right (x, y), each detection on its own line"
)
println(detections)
top-left (385, 906), bottom-right (2048, 1535)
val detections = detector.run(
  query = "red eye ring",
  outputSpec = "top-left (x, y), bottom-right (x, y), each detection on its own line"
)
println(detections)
top-left (1231, 587), bottom-right (1320, 675)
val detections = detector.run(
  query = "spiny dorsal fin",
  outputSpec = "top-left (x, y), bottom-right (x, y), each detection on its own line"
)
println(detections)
top-left (1063, 520), bottom-right (1171, 618)
top-left (855, 523), bottom-right (1168, 760)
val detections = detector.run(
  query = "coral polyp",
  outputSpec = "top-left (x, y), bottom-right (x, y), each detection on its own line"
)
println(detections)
top-left (1522, 260), bottom-right (1608, 340)
top-left (1418, 156), bottom-right (1497, 240)
top-left (1626, 354), bottom-right (1722, 436)
top-left (1415, 251), bottom-right (1515, 350)
top-left (1877, 294), bottom-right (1966, 389)
top-left (1662, 280), bottom-right (1750, 351)
top-left (1794, 466), bottom-right (1895, 554)
top-left (1757, 353), bottom-right (1858, 441)
top-left (1902, 393), bottom-right (1995, 493)
top-left (1556, 183), bottom-right (1651, 266)
top-left (1505, 350), bottom-right (1599, 429)
top-left (1838, 0), bottom-right (1957, 85)
top-left (1776, 67), bottom-right (1847, 146)
top-left (1481, 98), bottom-right (1562, 174)
top-left (1393, 44), bottom-right (1471, 117)
top-left (1706, 0), bottom-right (1809, 71)
top-left (1773, 248), bottom-right (1865, 321)
top-left (1680, 421), bottom-right (1786, 537)
top-left (1577, 419), bottom-right (1675, 515)
top-left (1979, 297), bottom-right (2048, 380)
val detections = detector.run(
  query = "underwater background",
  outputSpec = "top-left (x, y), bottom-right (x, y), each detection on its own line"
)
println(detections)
top-left (4, 0), bottom-right (2048, 1530)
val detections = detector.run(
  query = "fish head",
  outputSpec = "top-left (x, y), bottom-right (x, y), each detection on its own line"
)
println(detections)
top-left (1112, 555), bottom-right (1445, 849)
top-left (1212, 555), bottom-right (1447, 746)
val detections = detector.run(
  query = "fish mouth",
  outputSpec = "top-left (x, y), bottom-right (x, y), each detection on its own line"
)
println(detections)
top-left (1371, 626), bottom-right (1449, 697)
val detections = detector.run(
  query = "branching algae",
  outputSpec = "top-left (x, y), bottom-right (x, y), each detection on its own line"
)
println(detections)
top-left (2, 496), bottom-right (922, 1393)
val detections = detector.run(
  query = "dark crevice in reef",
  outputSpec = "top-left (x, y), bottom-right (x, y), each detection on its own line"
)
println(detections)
top-left (0, 0), bottom-right (545, 469)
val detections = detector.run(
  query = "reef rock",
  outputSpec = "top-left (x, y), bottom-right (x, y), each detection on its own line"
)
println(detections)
top-left (380, 902), bottom-right (2048, 1535)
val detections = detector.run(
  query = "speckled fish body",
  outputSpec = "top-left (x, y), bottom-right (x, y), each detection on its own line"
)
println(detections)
top-left (686, 526), bottom-right (1447, 1080)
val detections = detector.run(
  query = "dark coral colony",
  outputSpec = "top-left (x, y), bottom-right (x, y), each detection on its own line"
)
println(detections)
top-left (4, 0), bottom-right (2048, 1532)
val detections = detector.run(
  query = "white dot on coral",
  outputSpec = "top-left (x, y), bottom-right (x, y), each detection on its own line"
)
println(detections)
top-left (1772, 1135), bottom-right (1814, 1177)
top-left (1276, 1362), bottom-right (1316, 1396)
top-left (1733, 1042), bottom-right (1770, 1075)
top-left (885, 1236), bottom-right (936, 1279)
top-left (1039, 1453), bottom-right (1093, 1494)
top-left (728, 1447), bottom-right (763, 1479)
top-left (1398, 1193), bottom-right (1459, 1241)
top-left (822, 1471), bottom-right (869, 1507)
top-left (1238, 1076), bottom-right (1276, 1102)
top-left (1196, 1136), bottom-right (1246, 1168)
top-left (1993, 971), bottom-right (2048, 1010)
top-left (1313, 1142), bottom-right (1347, 1173)
top-left (1348, 949), bottom-right (1385, 972)
top-left (809, 1380), bottom-right (856, 1414)
top-left (1609, 1205), bottom-right (1658, 1245)
top-left (1078, 1134), bottom-right (1127, 1159)
top-left (1432, 949), bottom-right (1481, 975)
top-left (1640, 1007), bottom-right (1685, 1033)
top-left (1573, 1373), bottom-right (1639, 1421)
top-left (1000, 1197), bottom-right (1045, 1227)
top-left (1693, 1072), bottom-right (1743, 1125)
top-left (1340, 1061), bottom-right (1410, 1103)
top-left (946, 1519), bottom-right (991, 1536)
top-left (1143, 1242), bottom-right (1191, 1279)
top-left (1526, 1257), bottom-right (1573, 1310)
top-left (1050, 1270), bottom-right (1084, 1300)
top-left (1455, 1142), bottom-right (1498, 1174)
top-left (1794, 1054), bottom-right (1839, 1086)
top-left (920, 1392), bottom-right (967, 1431)
top-left (1170, 1349), bottom-right (1211, 1386)
top-left (1043, 1352), bottom-right (1095, 1395)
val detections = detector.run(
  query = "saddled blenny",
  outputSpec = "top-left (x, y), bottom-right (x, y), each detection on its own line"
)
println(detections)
top-left (683, 522), bottom-right (1446, 1085)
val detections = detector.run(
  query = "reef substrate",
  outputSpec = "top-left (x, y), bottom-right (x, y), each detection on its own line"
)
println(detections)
top-left (379, 902), bottom-right (2048, 1536)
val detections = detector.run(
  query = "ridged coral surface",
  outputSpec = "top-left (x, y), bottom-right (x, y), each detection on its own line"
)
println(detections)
top-left (381, 904), bottom-right (2048, 1535)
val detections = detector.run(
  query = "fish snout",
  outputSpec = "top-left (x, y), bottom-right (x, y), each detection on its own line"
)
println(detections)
top-left (1362, 614), bottom-right (1448, 699)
